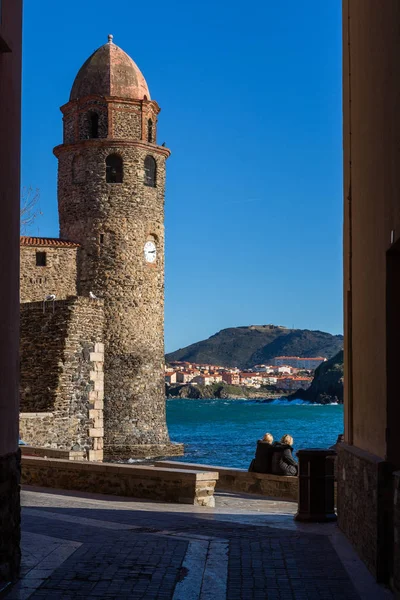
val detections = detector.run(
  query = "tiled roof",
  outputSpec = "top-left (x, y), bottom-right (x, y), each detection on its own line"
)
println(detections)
top-left (20, 236), bottom-right (80, 248)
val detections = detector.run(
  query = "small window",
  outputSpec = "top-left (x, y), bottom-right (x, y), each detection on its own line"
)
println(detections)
top-left (36, 252), bottom-right (47, 267)
top-left (144, 155), bottom-right (157, 187)
top-left (148, 119), bottom-right (153, 143)
top-left (89, 112), bottom-right (99, 139)
top-left (106, 154), bottom-right (123, 183)
top-left (99, 234), bottom-right (104, 244)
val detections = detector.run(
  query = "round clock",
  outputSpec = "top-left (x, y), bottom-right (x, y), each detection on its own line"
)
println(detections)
top-left (144, 240), bottom-right (156, 263)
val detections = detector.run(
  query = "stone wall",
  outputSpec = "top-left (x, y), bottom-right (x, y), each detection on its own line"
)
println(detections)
top-left (20, 245), bottom-right (78, 302)
top-left (19, 413), bottom-right (54, 446)
top-left (337, 443), bottom-right (393, 582)
top-left (112, 104), bottom-right (142, 139)
top-left (20, 297), bottom-right (104, 460)
top-left (0, 451), bottom-right (21, 584)
top-left (21, 445), bottom-right (86, 461)
top-left (21, 456), bottom-right (218, 507)
top-left (155, 461), bottom-right (299, 501)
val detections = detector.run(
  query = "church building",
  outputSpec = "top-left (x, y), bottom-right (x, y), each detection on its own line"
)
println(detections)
top-left (19, 36), bottom-right (181, 460)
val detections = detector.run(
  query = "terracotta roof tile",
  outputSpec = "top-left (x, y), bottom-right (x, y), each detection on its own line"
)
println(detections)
top-left (20, 236), bottom-right (80, 248)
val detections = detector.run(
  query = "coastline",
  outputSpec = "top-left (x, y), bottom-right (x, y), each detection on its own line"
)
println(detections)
top-left (166, 395), bottom-right (282, 402)
top-left (166, 382), bottom-right (283, 401)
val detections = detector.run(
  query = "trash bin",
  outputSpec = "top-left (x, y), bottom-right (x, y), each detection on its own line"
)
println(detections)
top-left (295, 448), bottom-right (337, 522)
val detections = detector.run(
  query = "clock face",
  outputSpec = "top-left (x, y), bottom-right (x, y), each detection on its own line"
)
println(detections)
top-left (144, 240), bottom-right (156, 263)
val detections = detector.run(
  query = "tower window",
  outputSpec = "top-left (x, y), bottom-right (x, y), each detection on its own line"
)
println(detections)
top-left (36, 252), bottom-right (47, 267)
top-left (144, 155), bottom-right (157, 187)
top-left (89, 112), bottom-right (99, 139)
top-left (99, 234), bottom-right (104, 244)
top-left (106, 154), bottom-right (123, 183)
top-left (148, 119), bottom-right (153, 143)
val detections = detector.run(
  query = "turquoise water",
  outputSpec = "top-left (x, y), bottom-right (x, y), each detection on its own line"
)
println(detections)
top-left (166, 398), bottom-right (344, 469)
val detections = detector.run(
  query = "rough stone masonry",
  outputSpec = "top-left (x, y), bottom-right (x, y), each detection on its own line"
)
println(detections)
top-left (19, 36), bottom-right (182, 460)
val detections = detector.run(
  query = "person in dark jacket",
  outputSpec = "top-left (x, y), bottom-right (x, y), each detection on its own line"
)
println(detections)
top-left (249, 433), bottom-right (275, 473)
top-left (271, 434), bottom-right (298, 476)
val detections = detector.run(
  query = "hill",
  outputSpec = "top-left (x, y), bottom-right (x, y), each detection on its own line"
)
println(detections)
top-left (166, 325), bottom-right (343, 369)
top-left (287, 350), bottom-right (344, 404)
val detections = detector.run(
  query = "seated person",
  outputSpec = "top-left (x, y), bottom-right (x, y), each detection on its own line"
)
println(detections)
top-left (271, 434), bottom-right (298, 476)
top-left (249, 432), bottom-right (274, 473)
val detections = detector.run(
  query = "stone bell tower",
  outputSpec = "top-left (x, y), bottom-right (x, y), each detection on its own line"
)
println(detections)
top-left (54, 35), bottom-right (175, 459)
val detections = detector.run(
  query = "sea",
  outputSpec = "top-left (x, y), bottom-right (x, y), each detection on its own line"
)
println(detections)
top-left (166, 398), bottom-right (344, 469)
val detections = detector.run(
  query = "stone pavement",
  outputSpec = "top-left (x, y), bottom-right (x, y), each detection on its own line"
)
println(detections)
top-left (7, 486), bottom-right (393, 600)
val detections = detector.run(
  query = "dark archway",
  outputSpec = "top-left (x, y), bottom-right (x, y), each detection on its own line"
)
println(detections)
top-left (106, 154), bottom-right (123, 183)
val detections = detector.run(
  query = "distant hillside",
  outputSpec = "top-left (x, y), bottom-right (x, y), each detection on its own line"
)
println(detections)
top-left (166, 325), bottom-right (343, 369)
top-left (288, 350), bottom-right (344, 404)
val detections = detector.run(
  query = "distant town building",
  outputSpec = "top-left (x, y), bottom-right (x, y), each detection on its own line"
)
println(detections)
top-left (176, 371), bottom-right (195, 384)
top-left (272, 356), bottom-right (326, 370)
top-left (165, 372), bottom-right (177, 384)
top-left (221, 372), bottom-right (240, 385)
top-left (277, 377), bottom-right (313, 392)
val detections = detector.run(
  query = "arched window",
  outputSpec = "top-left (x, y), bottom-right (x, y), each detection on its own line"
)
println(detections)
top-left (106, 154), bottom-right (123, 183)
top-left (144, 155), bottom-right (156, 187)
top-left (147, 119), bottom-right (153, 143)
top-left (89, 112), bottom-right (99, 139)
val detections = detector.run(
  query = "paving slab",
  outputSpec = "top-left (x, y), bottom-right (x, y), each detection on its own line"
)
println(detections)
top-left (6, 486), bottom-right (394, 599)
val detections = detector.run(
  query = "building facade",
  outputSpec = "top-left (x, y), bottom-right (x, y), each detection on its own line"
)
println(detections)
top-left (339, 1), bottom-right (400, 591)
top-left (19, 37), bottom-right (181, 460)
top-left (272, 356), bottom-right (326, 370)
top-left (0, 0), bottom-right (23, 587)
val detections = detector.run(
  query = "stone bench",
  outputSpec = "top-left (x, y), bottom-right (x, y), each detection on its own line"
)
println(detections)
top-left (154, 460), bottom-right (298, 501)
top-left (21, 456), bottom-right (219, 507)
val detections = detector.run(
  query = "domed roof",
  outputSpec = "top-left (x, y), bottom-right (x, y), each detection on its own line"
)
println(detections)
top-left (70, 35), bottom-right (150, 101)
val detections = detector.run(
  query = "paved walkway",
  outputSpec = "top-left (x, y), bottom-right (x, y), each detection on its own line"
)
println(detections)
top-left (7, 487), bottom-right (393, 600)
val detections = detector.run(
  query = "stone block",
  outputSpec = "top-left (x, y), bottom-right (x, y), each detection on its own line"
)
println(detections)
top-left (90, 352), bottom-right (104, 362)
top-left (88, 450), bottom-right (103, 462)
top-left (90, 370), bottom-right (104, 382)
top-left (89, 428), bottom-right (104, 438)
top-left (94, 400), bottom-right (104, 410)
top-left (94, 380), bottom-right (104, 392)
top-left (94, 343), bottom-right (105, 353)
top-left (89, 409), bottom-right (101, 420)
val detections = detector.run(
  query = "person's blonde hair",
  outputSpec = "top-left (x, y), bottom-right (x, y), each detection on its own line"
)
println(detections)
top-left (281, 434), bottom-right (293, 446)
top-left (262, 432), bottom-right (273, 443)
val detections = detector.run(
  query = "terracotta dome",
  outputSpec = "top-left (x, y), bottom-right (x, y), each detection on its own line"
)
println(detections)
top-left (70, 35), bottom-right (150, 101)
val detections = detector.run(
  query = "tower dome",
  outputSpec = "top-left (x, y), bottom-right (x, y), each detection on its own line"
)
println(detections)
top-left (70, 35), bottom-right (150, 101)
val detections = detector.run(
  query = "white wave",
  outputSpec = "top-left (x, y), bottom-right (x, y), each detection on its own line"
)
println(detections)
top-left (267, 398), bottom-right (339, 406)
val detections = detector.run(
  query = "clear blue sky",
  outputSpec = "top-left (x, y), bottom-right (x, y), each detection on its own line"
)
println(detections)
top-left (22, 1), bottom-right (343, 353)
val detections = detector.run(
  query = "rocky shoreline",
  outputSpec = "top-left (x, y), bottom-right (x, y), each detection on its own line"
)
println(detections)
top-left (166, 382), bottom-right (282, 401)
top-left (286, 350), bottom-right (343, 405)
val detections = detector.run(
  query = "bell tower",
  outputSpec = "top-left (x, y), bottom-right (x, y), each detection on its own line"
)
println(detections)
top-left (54, 35), bottom-right (172, 458)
